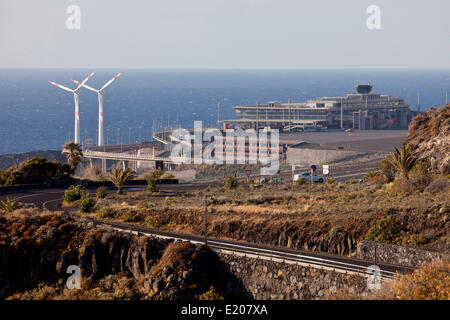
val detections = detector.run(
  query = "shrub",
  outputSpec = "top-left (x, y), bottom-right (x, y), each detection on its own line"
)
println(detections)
top-left (224, 175), bottom-right (238, 189)
top-left (385, 178), bottom-right (416, 196)
top-left (424, 176), bottom-right (448, 194)
top-left (146, 178), bottom-right (159, 192)
top-left (365, 218), bottom-right (402, 244)
top-left (96, 207), bottom-right (116, 219)
top-left (407, 233), bottom-right (428, 247)
top-left (0, 197), bottom-right (22, 212)
top-left (198, 286), bottom-right (225, 300)
top-left (294, 177), bottom-right (307, 186)
top-left (79, 197), bottom-right (95, 213)
top-left (63, 185), bottom-right (85, 203)
top-left (161, 173), bottom-right (176, 179)
top-left (348, 178), bottom-right (357, 184)
top-left (329, 260), bottom-right (449, 300)
top-left (378, 156), bottom-right (396, 183)
top-left (121, 211), bottom-right (136, 222)
top-left (408, 173), bottom-right (432, 192)
top-left (96, 186), bottom-right (108, 199)
top-left (365, 171), bottom-right (381, 183)
top-left (326, 177), bottom-right (336, 184)
top-left (144, 215), bottom-right (161, 228)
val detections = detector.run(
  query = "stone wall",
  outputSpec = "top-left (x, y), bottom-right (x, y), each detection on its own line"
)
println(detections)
top-left (357, 240), bottom-right (450, 268)
top-left (216, 252), bottom-right (368, 300)
top-left (287, 147), bottom-right (364, 166)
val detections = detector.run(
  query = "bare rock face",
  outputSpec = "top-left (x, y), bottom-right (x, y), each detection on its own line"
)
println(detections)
top-left (404, 104), bottom-right (450, 174)
top-left (0, 213), bottom-right (233, 300)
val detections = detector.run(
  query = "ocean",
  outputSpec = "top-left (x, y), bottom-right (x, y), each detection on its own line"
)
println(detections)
top-left (0, 68), bottom-right (449, 155)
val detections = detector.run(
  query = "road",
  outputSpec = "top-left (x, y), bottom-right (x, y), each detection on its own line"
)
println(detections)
top-left (0, 178), bottom-right (416, 281)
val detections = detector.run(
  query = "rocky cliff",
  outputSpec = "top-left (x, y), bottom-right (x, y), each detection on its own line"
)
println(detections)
top-left (0, 211), bottom-right (234, 300)
top-left (404, 104), bottom-right (450, 174)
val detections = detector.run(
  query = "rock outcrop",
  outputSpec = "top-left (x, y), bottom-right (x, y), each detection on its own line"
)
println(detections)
top-left (404, 104), bottom-right (450, 174)
top-left (0, 212), bottom-right (230, 300)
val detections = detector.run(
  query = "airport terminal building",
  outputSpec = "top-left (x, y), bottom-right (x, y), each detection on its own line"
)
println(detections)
top-left (220, 85), bottom-right (416, 131)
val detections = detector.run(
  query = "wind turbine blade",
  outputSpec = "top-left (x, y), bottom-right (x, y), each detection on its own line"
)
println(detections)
top-left (100, 72), bottom-right (123, 91)
top-left (74, 70), bottom-right (96, 91)
top-left (49, 81), bottom-right (74, 93)
top-left (71, 79), bottom-right (99, 93)
top-left (82, 70), bottom-right (96, 85)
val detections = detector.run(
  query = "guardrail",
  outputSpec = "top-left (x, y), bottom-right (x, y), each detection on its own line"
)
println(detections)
top-left (103, 219), bottom-right (410, 281)
top-left (83, 150), bottom-right (183, 163)
top-left (209, 241), bottom-right (400, 280)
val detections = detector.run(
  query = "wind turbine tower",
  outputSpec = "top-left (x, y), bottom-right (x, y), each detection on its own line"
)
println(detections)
top-left (73, 72), bottom-right (123, 146)
top-left (49, 71), bottom-right (96, 144)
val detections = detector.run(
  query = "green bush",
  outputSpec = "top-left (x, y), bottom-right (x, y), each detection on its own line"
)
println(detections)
top-left (365, 219), bottom-right (402, 244)
top-left (96, 186), bottom-right (108, 199)
top-left (64, 185), bottom-right (85, 203)
top-left (79, 197), bottom-right (95, 213)
top-left (0, 157), bottom-right (74, 186)
top-left (293, 177), bottom-right (307, 185)
top-left (146, 178), bottom-right (159, 192)
top-left (96, 207), bottom-right (116, 219)
top-left (378, 157), bottom-right (396, 183)
top-left (348, 178), bottom-right (357, 184)
top-left (121, 211), bottom-right (136, 222)
top-left (224, 175), bottom-right (238, 189)
top-left (326, 177), bottom-right (336, 184)
top-left (407, 233), bottom-right (428, 247)
top-left (144, 215), bottom-right (160, 228)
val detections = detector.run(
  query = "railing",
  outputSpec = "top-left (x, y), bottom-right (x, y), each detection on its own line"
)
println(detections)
top-left (110, 220), bottom-right (412, 281)
top-left (83, 150), bottom-right (182, 163)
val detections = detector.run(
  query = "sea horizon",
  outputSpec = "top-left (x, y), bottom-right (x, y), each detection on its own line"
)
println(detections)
top-left (1, 68), bottom-right (449, 155)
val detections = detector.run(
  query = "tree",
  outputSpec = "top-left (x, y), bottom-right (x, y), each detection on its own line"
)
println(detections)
top-left (0, 158), bottom-right (73, 186)
top-left (109, 168), bottom-right (136, 195)
top-left (388, 145), bottom-right (418, 180)
top-left (62, 142), bottom-right (83, 171)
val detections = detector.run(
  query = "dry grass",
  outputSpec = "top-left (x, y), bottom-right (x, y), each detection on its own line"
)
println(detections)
top-left (75, 175), bottom-right (449, 255)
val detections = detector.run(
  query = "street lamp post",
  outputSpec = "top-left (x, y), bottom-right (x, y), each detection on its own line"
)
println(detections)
top-left (204, 196), bottom-right (209, 247)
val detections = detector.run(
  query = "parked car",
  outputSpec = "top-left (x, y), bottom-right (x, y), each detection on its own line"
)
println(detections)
top-left (293, 172), bottom-right (324, 183)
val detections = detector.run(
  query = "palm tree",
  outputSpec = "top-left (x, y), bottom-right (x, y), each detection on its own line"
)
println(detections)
top-left (388, 145), bottom-right (418, 180)
top-left (109, 168), bottom-right (136, 195)
top-left (62, 142), bottom-right (83, 171)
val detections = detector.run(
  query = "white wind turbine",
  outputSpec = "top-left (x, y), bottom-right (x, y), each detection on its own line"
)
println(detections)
top-left (49, 71), bottom-right (96, 144)
top-left (72, 72), bottom-right (123, 146)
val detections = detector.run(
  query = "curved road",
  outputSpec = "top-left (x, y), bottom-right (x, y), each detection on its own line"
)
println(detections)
top-left (1, 183), bottom-right (416, 280)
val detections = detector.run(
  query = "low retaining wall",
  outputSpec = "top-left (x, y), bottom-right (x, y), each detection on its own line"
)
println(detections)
top-left (357, 240), bottom-right (449, 268)
top-left (217, 253), bottom-right (368, 300)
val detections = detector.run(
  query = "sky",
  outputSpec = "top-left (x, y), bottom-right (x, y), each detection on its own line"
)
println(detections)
top-left (1, 0), bottom-right (449, 69)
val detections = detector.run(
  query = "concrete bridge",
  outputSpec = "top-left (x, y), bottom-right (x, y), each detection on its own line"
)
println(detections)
top-left (82, 150), bottom-right (181, 173)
